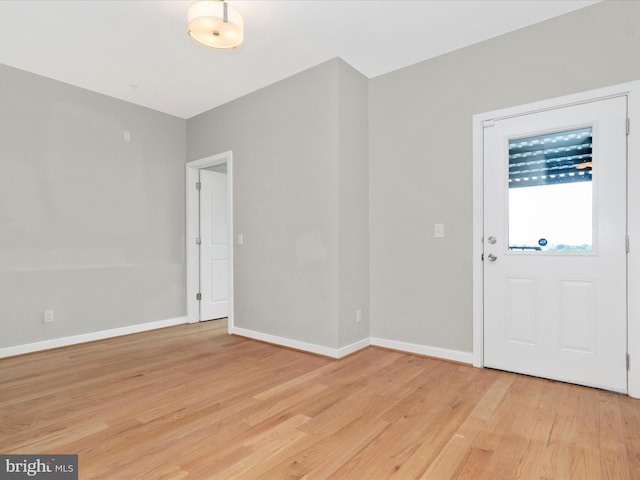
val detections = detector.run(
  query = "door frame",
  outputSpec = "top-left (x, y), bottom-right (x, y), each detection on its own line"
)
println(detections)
top-left (472, 80), bottom-right (640, 398)
top-left (186, 151), bottom-right (234, 330)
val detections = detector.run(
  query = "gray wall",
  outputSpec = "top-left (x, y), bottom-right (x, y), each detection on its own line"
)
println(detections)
top-left (337, 61), bottom-right (369, 347)
top-left (188, 58), bottom-right (369, 349)
top-left (0, 64), bottom-right (186, 348)
top-left (4, 0), bottom-right (637, 356)
top-left (369, 0), bottom-right (640, 352)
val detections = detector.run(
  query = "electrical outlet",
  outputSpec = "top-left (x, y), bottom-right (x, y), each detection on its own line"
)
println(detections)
top-left (44, 310), bottom-right (54, 323)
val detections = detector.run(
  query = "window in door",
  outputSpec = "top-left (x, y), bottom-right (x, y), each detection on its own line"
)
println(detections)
top-left (508, 126), bottom-right (593, 253)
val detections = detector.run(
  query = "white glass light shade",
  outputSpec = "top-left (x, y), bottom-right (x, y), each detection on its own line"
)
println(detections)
top-left (188, 1), bottom-right (244, 49)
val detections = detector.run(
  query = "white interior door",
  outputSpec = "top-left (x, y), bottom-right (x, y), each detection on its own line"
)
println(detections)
top-left (200, 169), bottom-right (229, 321)
top-left (483, 96), bottom-right (628, 392)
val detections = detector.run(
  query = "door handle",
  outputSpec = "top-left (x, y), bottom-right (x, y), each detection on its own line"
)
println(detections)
top-left (487, 253), bottom-right (497, 262)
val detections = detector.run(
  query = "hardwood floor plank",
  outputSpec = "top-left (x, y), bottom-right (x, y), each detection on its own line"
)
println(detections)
top-left (598, 390), bottom-right (631, 479)
top-left (619, 392), bottom-right (640, 478)
top-left (245, 383), bottom-right (328, 427)
top-left (2, 321), bottom-right (640, 479)
top-left (339, 364), bottom-right (491, 479)
top-left (415, 374), bottom-right (514, 480)
top-left (254, 417), bottom-right (391, 479)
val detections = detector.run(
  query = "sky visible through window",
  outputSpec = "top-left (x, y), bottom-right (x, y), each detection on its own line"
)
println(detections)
top-left (509, 181), bottom-right (592, 252)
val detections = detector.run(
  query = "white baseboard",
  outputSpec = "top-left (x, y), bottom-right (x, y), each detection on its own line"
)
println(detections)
top-left (370, 337), bottom-right (473, 364)
top-left (228, 327), bottom-right (471, 364)
top-left (1, 320), bottom-right (473, 366)
top-left (337, 337), bottom-right (371, 358)
top-left (0, 316), bottom-right (188, 359)
top-left (229, 326), bottom-right (370, 359)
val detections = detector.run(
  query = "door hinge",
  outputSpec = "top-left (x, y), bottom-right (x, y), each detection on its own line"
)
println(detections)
top-left (196, 293), bottom-right (202, 301)
top-left (626, 118), bottom-right (630, 136)
top-left (196, 182), bottom-right (202, 190)
top-left (481, 253), bottom-right (484, 261)
top-left (627, 353), bottom-right (630, 370)
top-left (626, 235), bottom-right (630, 253)
top-left (196, 237), bottom-right (201, 245)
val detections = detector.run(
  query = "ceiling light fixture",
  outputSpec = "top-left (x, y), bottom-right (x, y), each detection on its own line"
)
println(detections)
top-left (188, 0), bottom-right (244, 50)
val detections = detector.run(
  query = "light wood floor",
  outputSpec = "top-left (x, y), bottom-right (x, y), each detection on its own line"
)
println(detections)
top-left (1, 321), bottom-right (640, 479)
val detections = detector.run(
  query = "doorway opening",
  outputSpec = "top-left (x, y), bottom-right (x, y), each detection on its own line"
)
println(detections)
top-left (186, 152), bottom-right (234, 330)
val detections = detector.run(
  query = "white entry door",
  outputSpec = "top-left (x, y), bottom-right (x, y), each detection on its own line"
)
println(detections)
top-left (483, 96), bottom-right (628, 392)
top-left (200, 169), bottom-right (229, 320)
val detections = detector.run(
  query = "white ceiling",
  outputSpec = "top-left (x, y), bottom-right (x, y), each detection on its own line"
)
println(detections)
top-left (0, 0), bottom-right (598, 119)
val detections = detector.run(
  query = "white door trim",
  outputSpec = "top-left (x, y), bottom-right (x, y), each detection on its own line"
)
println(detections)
top-left (186, 152), bottom-right (234, 331)
top-left (472, 80), bottom-right (640, 398)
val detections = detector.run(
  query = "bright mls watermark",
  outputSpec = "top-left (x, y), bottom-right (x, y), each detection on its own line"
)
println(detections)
top-left (0, 455), bottom-right (77, 479)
